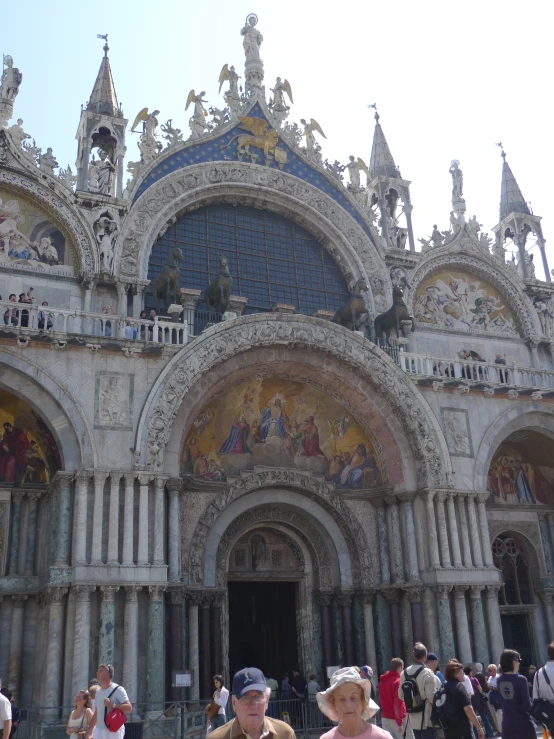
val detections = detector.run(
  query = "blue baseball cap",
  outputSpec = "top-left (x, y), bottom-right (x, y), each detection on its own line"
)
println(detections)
top-left (232, 667), bottom-right (267, 699)
top-left (426, 653), bottom-right (439, 661)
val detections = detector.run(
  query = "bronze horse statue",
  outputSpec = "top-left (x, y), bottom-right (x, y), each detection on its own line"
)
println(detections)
top-left (373, 284), bottom-right (415, 339)
top-left (151, 247), bottom-right (183, 312)
top-left (332, 279), bottom-right (370, 332)
top-left (205, 255), bottom-right (233, 314)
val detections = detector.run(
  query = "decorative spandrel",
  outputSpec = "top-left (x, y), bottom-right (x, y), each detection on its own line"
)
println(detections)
top-left (487, 430), bottom-right (554, 506)
top-left (181, 377), bottom-right (383, 490)
top-left (414, 268), bottom-right (518, 336)
top-left (0, 389), bottom-right (61, 487)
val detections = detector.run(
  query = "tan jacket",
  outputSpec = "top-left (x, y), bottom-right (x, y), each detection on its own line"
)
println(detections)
top-left (398, 663), bottom-right (441, 730)
top-left (209, 717), bottom-right (295, 739)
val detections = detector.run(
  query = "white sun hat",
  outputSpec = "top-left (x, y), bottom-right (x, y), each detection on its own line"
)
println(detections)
top-left (316, 666), bottom-right (380, 723)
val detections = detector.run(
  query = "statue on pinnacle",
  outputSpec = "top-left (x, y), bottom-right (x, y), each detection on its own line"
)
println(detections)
top-left (241, 14), bottom-right (264, 96)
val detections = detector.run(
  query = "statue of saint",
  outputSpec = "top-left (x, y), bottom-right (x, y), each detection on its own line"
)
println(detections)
top-left (7, 119), bottom-right (30, 149)
top-left (0, 56), bottom-right (22, 101)
top-left (38, 147), bottom-right (59, 175)
top-left (449, 160), bottom-right (463, 201)
top-left (96, 150), bottom-right (115, 195)
top-left (241, 14), bottom-right (263, 62)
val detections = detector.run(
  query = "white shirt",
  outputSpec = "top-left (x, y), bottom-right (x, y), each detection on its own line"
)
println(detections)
top-left (487, 674), bottom-right (498, 689)
top-left (214, 686), bottom-right (229, 715)
top-left (0, 693), bottom-right (11, 728)
top-left (94, 684), bottom-right (129, 730)
top-left (462, 675), bottom-right (474, 696)
top-left (533, 661), bottom-right (554, 701)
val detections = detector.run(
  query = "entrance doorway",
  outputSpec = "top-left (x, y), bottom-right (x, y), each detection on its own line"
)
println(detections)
top-left (501, 614), bottom-right (534, 669)
top-left (228, 581), bottom-right (299, 681)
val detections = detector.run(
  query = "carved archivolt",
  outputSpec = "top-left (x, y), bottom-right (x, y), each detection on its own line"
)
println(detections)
top-left (136, 315), bottom-right (451, 489)
top-left (114, 161), bottom-right (386, 296)
top-left (213, 506), bottom-right (333, 589)
top-left (0, 168), bottom-right (97, 274)
top-left (406, 250), bottom-right (539, 338)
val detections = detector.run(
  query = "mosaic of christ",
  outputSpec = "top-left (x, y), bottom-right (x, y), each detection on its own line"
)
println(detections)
top-left (181, 378), bottom-right (383, 489)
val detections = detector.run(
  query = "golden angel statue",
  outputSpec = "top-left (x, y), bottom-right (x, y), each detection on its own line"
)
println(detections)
top-left (271, 77), bottom-right (293, 108)
top-left (186, 90), bottom-right (209, 138)
top-left (131, 108), bottom-right (160, 163)
top-left (300, 118), bottom-right (326, 153)
top-left (346, 156), bottom-right (370, 189)
top-left (218, 64), bottom-right (240, 94)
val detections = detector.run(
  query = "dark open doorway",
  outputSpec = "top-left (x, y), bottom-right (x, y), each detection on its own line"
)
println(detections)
top-left (501, 613), bottom-right (534, 669)
top-left (228, 581), bottom-right (299, 681)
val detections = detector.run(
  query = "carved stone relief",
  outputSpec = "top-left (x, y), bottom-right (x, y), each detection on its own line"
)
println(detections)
top-left (440, 407), bottom-right (474, 458)
top-left (94, 372), bottom-right (134, 430)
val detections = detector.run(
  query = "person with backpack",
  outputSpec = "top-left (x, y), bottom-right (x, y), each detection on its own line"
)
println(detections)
top-left (531, 641), bottom-right (554, 734)
top-left (496, 649), bottom-right (535, 739)
top-left (398, 643), bottom-right (441, 739)
top-left (432, 660), bottom-right (484, 739)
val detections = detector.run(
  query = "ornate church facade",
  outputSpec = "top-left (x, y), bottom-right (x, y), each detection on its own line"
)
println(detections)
top-left (0, 15), bottom-right (553, 711)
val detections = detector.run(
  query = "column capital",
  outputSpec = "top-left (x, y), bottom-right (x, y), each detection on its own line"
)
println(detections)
top-left (124, 585), bottom-right (140, 603)
top-left (74, 585), bottom-right (95, 602)
top-left (546, 512), bottom-right (554, 524)
top-left (75, 470), bottom-right (91, 485)
top-left (403, 586), bottom-right (424, 603)
top-left (25, 491), bottom-right (42, 502)
top-left (486, 584), bottom-right (502, 598)
top-left (137, 473), bottom-right (153, 486)
top-left (124, 472), bottom-right (136, 485)
top-left (154, 475), bottom-right (168, 490)
top-left (166, 477), bottom-right (183, 494)
top-left (211, 590), bottom-right (226, 607)
top-left (116, 280), bottom-right (129, 299)
top-left (109, 471), bottom-right (122, 484)
top-left (12, 594), bottom-right (28, 605)
top-left (336, 589), bottom-right (354, 607)
top-left (188, 590), bottom-right (203, 607)
top-left (381, 587), bottom-right (401, 604)
top-left (11, 491), bottom-right (25, 503)
top-left (435, 492), bottom-right (448, 504)
top-left (316, 591), bottom-right (334, 607)
top-left (100, 585), bottom-right (120, 602)
top-left (200, 592), bottom-right (214, 608)
top-left (453, 584), bottom-right (467, 599)
top-left (48, 471), bottom-right (75, 492)
top-left (396, 492), bottom-right (416, 504)
top-left (357, 589), bottom-right (376, 605)
top-left (38, 587), bottom-right (68, 606)
top-left (475, 492), bottom-right (490, 504)
top-left (433, 584), bottom-right (452, 599)
top-left (469, 585), bottom-right (484, 600)
top-left (93, 470), bottom-right (108, 485)
top-left (132, 279), bottom-right (150, 296)
top-left (167, 588), bottom-right (186, 605)
top-left (539, 589), bottom-right (554, 607)
top-left (149, 585), bottom-right (166, 602)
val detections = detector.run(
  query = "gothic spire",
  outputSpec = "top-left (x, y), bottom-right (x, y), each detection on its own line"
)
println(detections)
top-left (499, 148), bottom-right (530, 221)
top-left (369, 111), bottom-right (399, 178)
top-left (87, 37), bottom-right (122, 118)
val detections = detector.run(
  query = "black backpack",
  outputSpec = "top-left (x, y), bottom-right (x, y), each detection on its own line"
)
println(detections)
top-left (431, 684), bottom-right (458, 729)
top-left (530, 668), bottom-right (554, 730)
top-left (402, 666), bottom-right (425, 714)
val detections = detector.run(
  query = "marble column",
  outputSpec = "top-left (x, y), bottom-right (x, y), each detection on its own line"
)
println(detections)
top-left (91, 472), bottom-right (107, 564)
top-left (147, 586), bottom-right (165, 708)
top-left (435, 493), bottom-right (452, 568)
top-left (8, 493), bottom-right (24, 575)
top-left (434, 585), bottom-right (455, 665)
top-left (98, 586), bottom-right (119, 666)
top-left (74, 472), bottom-right (89, 565)
top-left (137, 474), bottom-right (151, 565)
top-left (24, 493), bottom-right (40, 575)
top-left (399, 496), bottom-right (420, 581)
top-left (476, 495), bottom-right (494, 567)
top-left (405, 587), bottom-right (425, 644)
top-left (72, 586), bottom-right (94, 698)
top-left (188, 592), bottom-right (201, 701)
top-left (456, 495), bottom-right (473, 567)
top-left (212, 591), bottom-right (223, 675)
top-left (453, 585), bottom-right (472, 663)
top-left (422, 587), bottom-right (440, 656)
top-left (44, 588), bottom-right (68, 715)
top-left (153, 477), bottom-right (166, 566)
top-left (539, 516), bottom-right (554, 573)
top-left (539, 590), bottom-right (554, 640)
top-left (318, 592), bottom-right (334, 681)
top-left (54, 473), bottom-right (73, 566)
top-left (446, 493), bottom-right (463, 568)
top-left (123, 586), bottom-right (139, 704)
top-left (400, 591), bottom-right (413, 664)
top-left (7, 595), bottom-right (27, 701)
top-left (376, 504), bottom-right (391, 583)
top-left (485, 585), bottom-right (504, 664)
top-left (107, 473), bottom-right (120, 564)
top-left (338, 590), bottom-right (354, 666)
top-left (466, 495), bottom-right (483, 567)
top-left (469, 586), bottom-right (489, 667)
top-left (359, 590), bottom-right (377, 672)
top-left (168, 590), bottom-right (185, 701)
top-left (548, 514), bottom-right (554, 568)
top-left (167, 479), bottom-right (182, 581)
top-left (374, 592), bottom-right (393, 674)
top-left (383, 589), bottom-right (402, 658)
top-left (122, 474), bottom-right (135, 565)
top-left (387, 500), bottom-right (405, 584)
top-left (200, 595), bottom-right (212, 699)
top-left (425, 493), bottom-right (441, 569)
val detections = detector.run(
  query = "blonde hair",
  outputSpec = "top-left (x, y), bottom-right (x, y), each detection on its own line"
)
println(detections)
top-left (487, 664), bottom-right (497, 672)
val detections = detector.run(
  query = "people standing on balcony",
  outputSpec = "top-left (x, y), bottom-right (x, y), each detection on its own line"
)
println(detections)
top-left (38, 300), bottom-right (54, 330)
top-left (101, 306), bottom-right (115, 337)
top-left (3, 294), bottom-right (18, 326)
top-left (494, 354), bottom-right (508, 383)
top-left (18, 290), bottom-right (33, 327)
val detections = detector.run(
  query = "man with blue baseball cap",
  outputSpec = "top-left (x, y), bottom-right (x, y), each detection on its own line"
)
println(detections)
top-left (209, 668), bottom-right (295, 739)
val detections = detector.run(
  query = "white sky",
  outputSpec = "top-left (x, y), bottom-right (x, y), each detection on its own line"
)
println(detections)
top-left (6, 0), bottom-right (554, 277)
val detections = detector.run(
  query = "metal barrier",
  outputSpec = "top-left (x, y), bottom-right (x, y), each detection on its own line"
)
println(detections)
top-left (16, 704), bottom-right (208, 739)
top-left (227, 697), bottom-right (333, 734)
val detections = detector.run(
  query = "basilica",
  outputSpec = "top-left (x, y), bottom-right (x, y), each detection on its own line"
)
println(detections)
top-left (0, 13), bottom-right (553, 715)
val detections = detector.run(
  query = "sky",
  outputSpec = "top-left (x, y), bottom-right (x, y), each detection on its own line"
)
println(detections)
top-left (5, 0), bottom-right (554, 277)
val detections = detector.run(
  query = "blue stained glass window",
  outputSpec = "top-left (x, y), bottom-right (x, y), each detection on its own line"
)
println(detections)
top-left (146, 204), bottom-right (350, 314)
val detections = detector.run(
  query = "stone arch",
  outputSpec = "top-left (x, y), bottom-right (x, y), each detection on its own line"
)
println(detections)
top-left (488, 524), bottom-right (547, 578)
top-left (0, 349), bottom-right (97, 468)
top-left (474, 405), bottom-right (554, 492)
top-left (136, 314), bottom-right (451, 489)
top-left (216, 507), bottom-right (333, 589)
top-left (0, 171), bottom-right (98, 274)
top-left (406, 251), bottom-right (539, 338)
top-left (114, 161), bottom-right (387, 306)
top-left (193, 485), bottom-right (363, 588)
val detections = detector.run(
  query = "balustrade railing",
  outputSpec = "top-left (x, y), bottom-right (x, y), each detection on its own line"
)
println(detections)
top-left (0, 300), bottom-right (187, 346)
